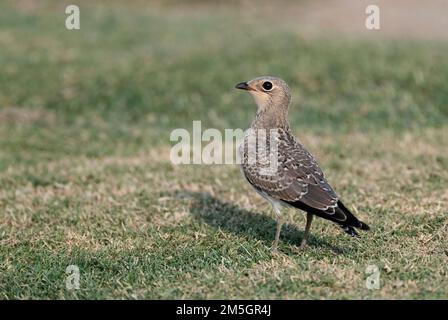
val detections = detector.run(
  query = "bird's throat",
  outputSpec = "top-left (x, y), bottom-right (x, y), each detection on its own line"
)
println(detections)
top-left (252, 107), bottom-right (289, 130)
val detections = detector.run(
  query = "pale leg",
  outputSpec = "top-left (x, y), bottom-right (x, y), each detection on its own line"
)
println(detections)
top-left (272, 205), bottom-right (283, 253)
top-left (300, 213), bottom-right (314, 249)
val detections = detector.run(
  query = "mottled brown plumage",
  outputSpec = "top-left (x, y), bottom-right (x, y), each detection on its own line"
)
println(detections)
top-left (235, 76), bottom-right (369, 252)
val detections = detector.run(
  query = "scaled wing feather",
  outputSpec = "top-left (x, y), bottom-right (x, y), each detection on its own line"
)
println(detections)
top-left (240, 129), bottom-right (340, 215)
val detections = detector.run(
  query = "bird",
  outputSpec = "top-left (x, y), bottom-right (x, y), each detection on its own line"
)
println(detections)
top-left (235, 76), bottom-right (370, 253)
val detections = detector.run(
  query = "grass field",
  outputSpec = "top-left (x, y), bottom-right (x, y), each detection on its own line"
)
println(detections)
top-left (0, 0), bottom-right (448, 299)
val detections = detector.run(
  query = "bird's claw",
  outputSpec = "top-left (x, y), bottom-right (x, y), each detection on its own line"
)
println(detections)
top-left (299, 240), bottom-right (308, 250)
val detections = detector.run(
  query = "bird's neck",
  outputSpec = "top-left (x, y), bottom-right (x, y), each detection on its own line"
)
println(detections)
top-left (251, 106), bottom-right (290, 130)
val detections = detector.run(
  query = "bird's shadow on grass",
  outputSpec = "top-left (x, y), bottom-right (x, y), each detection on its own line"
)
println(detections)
top-left (168, 190), bottom-right (346, 255)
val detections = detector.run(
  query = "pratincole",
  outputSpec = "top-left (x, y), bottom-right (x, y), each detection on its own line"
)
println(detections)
top-left (236, 76), bottom-right (370, 253)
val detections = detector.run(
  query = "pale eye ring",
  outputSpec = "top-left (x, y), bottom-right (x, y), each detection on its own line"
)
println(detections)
top-left (262, 81), bottom-right (273, 91)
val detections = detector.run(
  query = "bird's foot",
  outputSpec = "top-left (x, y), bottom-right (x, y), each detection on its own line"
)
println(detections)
top-left (299, 239), bottom-right (308, 250)
top-left (271, 242), bottom-right (280, 254)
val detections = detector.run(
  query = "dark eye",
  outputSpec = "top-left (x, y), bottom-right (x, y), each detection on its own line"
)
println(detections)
top-left (262, 81), bottom-right (273, 91)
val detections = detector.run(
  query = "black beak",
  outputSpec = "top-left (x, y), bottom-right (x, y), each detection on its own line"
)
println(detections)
top-left (235, 82), bottom-right (250, 90)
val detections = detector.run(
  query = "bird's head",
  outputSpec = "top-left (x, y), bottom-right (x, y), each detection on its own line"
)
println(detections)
top-left (235, 76), bottom-right (291, 111)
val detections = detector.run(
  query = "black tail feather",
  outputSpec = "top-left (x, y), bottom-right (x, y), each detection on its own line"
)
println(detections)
top-left (337, 200), bottom-right (370, 232)
top-left (341, 225), bottom-right (359, 237)
top-left (284, 199), bottom-right (370, 236)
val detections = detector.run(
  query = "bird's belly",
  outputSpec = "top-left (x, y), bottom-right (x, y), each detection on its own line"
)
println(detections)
top-left (239, 164), bottom-right (286, 211)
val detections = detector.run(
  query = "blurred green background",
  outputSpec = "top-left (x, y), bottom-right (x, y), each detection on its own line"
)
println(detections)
top-left (0, 0), bottom-right (447, 299)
